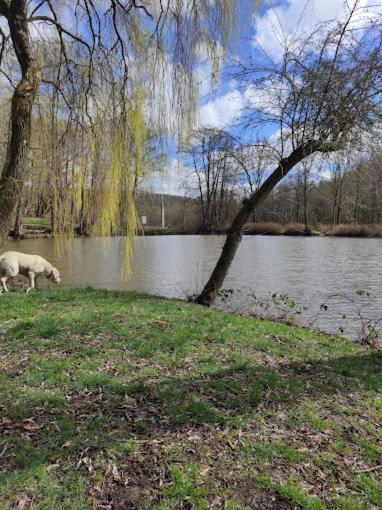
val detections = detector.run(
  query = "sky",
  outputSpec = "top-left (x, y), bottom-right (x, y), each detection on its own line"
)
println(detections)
top-left (153, 0), bottom-right (382, 195)
top-left (0, 1), bottom-right (380, 196)
top-left (199, 0), bottom-right (381, 130)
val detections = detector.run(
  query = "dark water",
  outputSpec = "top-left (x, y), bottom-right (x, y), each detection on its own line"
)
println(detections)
top-left (2, 235), bottom-right (382, 340)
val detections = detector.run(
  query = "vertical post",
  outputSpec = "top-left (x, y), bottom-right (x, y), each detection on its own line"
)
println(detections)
top-left (161, 194), bottom-right (165, 229)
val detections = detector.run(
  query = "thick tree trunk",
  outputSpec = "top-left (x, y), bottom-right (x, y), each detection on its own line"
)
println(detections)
top-left (0, 1), bottom-right (40, 243)
top-left (196, 144), bottom-right (315, 306)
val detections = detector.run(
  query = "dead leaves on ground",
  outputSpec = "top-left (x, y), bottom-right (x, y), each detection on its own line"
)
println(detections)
top-left (0, 418), bottom-right (43, 432)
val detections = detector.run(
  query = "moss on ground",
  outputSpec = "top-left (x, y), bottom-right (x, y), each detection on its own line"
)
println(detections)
top-left (0, 288), bottom-right (381, 509)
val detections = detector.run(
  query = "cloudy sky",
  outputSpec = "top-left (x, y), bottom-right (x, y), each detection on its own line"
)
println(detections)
top-left (199, 0), bottom-right (381, 130)
top-left (2, 1), bottom-right (378, 195)
top-left (151, 0), bottom-right (381, 195)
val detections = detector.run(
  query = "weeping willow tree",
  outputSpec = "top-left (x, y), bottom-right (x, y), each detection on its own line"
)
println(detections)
top-left (79, 89), bottom-right (146, 272)
top-left (0, 0), bottom-right (256, 248)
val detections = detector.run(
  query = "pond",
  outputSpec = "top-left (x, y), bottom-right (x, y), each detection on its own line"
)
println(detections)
top-left (2, 235), bottom-right (382, 340)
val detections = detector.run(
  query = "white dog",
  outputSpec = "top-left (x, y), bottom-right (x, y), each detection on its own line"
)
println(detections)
top-left (0, 251), bottom-right (60, 293)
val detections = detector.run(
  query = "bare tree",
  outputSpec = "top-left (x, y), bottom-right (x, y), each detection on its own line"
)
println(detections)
top-left (197, 2), bottom-right (382, 306)
top-left (187, 128), bottom-right (237, 233)
top-left (329, 156), bottom-right (346, 226)
top-left (300, 159), bottom-right (313, 231)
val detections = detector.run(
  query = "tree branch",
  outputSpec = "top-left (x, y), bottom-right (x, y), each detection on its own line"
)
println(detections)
top-left (28, 16), bottom-right (93, 52)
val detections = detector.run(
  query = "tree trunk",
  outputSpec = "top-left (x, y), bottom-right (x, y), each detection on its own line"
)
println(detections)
top-left (303, 165), bottom-right (309, 231)
top-left (196, 144), bottom-right (315, 306)
top-left (0, 1), bottom-right (40, 243)
top-left (10, 196), bottom-right (23, 239)
top-left (78, 186), bottom-right (89, 235)
top-left (161, 195), bottom-right (165, 228)
top-left (295, 171), bottom-right (301, 223)
top-left (50, 194), bottom-right (57, 236)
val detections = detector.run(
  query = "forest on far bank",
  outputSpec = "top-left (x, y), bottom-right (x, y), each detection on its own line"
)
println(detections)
top-left (11, 148), bottom-right (382, 238)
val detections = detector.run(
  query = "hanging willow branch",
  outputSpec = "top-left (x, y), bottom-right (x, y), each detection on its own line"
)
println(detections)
top-left (0, 0), bottom-right (255, 249)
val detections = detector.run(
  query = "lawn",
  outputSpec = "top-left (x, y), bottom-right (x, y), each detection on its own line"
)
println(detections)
top-left (0, 288), bottom-right (381, 509)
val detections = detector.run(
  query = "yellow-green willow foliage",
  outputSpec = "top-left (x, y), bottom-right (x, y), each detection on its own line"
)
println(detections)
top-left (142, 0), bottom-right (259, 145)
top-left (6, 1), bottom-right (258, 250)
top-left (70, 89), bottom-right (149, 274)
top-left (0, 0), bottom-right (259, 244)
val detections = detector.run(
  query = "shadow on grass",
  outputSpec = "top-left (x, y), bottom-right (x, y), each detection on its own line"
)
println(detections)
top-left (1, 346), bottom-right (381, 509)
top-left (2, 289), bottom-right (381, 507)
top-left (2, 352), bottom-right (381, 469)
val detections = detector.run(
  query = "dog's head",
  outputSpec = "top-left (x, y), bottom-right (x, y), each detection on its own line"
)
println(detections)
top-left (48, 267), bottom-right (61, 284)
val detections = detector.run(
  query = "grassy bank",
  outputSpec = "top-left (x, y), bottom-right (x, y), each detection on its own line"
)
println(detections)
top-left (0, 288), bottom-right (381, 509)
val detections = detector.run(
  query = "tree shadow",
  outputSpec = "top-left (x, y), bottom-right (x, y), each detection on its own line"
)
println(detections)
top-left (2, 351), bottom-right (380, 464)
top-left (4, 352), bottom-right (382, 444)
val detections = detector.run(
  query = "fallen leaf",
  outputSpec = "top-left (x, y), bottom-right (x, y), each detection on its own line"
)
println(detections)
top-left (152, 319), bottom-right (171, 330)
top-left (4, 420), bottom-right (42, 431)
top-left (47, 463), bottom-right (60, 472)
top-left (227, 439), bottom-right (237, 450)
top-left (14, 496), bottom-right (33, 510)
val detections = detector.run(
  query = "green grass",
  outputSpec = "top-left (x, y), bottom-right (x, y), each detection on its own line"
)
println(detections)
top-left (23, 217), bottom-right (50, 231)
top-left (0, 287), bottom-right (381, 509)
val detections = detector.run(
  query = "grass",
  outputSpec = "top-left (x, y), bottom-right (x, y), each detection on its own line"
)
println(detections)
top-left (0, 288), bottom-right (381, 509)
top-left (23, 218), bottom-right (50, 231)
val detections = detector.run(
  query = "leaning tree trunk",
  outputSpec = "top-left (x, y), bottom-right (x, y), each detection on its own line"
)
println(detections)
top-left (196, 144), bottom-right (316, 306)
top-left (0, 0), bottom-right (40, 243)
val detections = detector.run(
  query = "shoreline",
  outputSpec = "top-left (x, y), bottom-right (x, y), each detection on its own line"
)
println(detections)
top-left (9, 219), bottom-right (382, 239)
top-left (9, 230), bottom-right (382, 240)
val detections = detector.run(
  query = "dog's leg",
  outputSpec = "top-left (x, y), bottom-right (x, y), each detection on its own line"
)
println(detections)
top-left (26, 272), bottom-right (35, 293)
top-left (0, 277), bottom-right (9, 293)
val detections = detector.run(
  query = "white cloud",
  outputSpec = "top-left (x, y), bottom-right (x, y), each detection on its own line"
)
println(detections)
top-left (253, 0), bottom-right (382, 60)
top-left (199, 89), bottom-right (245, 128)
top-left (198, 1), bottom-right (382, 130)
top-left (198, 78), bottom-right (287, 129)
top-left (143, 158), bottom-right (196, 196)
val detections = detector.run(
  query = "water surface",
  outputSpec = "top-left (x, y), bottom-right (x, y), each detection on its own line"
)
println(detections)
top-left (2, 236), bottom-right (381, 340)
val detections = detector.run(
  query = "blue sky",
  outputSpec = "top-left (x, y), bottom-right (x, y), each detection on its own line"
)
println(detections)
top-left (153, 0), bottom-right (382, 195)
top-left (199, 0), bottom-right (381, 130)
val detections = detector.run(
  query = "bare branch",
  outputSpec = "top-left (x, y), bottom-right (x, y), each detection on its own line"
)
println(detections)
top-left (28, 16), bottom-right (93, 52)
